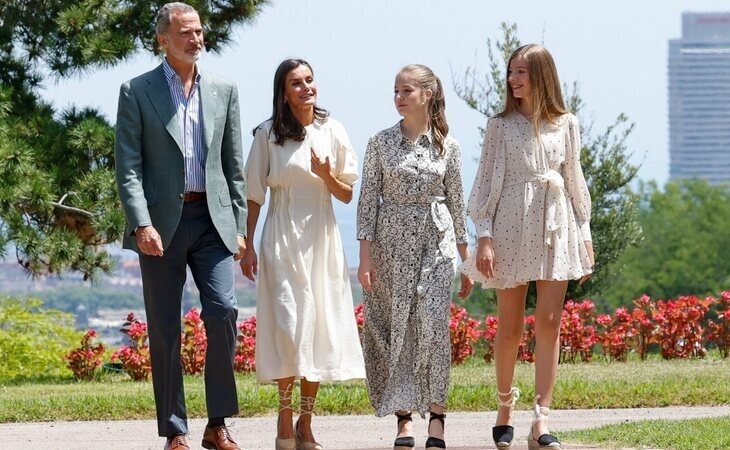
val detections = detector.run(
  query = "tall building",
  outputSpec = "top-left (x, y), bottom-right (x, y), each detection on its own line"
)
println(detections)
top-left (669, 12), bottom-right (730, 184)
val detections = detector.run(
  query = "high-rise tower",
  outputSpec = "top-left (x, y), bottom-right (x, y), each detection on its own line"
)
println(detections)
top-left (669, 12), bottom-right (730, 184)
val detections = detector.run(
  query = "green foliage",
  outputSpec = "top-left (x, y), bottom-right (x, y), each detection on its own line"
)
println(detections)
top-left (564, 416), bottom-right (730, 450)
top-left (1, 357), bottom-right (728, 421)
top-left (452, 22), bottom-right (641, 307)
top-left (0, 297), bottom-right (81, 381)
top-left (600, 180), bottom-right (730, 308)
top-left (0, 0), bottom-right (269, 279)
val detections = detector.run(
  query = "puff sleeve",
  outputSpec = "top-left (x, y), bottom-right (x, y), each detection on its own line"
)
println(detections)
top-left (245, 125), bottom-right (270, 206)
top-left (562, 114), bottom-right (592, 241)
top-left (467, 118), bottom-right (506, 238)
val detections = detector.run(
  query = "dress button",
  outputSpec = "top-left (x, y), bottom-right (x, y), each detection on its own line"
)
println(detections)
top-left (179, 193), bottom-right (184, 199)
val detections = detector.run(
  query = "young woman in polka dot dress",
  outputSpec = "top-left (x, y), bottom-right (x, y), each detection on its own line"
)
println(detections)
top-left (463, 44), bottom-right (595, 450)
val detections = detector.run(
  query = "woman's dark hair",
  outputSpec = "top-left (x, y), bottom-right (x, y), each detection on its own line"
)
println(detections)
top-left (254, 58), bottom-right (329, 145)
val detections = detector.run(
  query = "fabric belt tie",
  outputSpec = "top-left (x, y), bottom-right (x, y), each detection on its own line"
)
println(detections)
top-left (382, 196), bottom-right (448, 232)
top-left (535, 170), bottom-right (567, 247)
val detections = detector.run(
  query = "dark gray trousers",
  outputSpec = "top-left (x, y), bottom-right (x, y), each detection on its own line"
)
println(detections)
top-left (139, 200), bottom-right (239, 437)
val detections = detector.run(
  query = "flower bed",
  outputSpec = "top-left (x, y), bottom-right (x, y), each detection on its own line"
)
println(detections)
top-left (67, 291), bottom-right (730, 380)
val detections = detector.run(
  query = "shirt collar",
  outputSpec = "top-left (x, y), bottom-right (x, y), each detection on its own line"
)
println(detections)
top-left (162, 58), bottom-right (201, 85)
top-left (393, 120), bottom-right (433, 146)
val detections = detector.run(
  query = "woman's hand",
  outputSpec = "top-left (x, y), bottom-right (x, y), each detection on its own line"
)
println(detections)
top-left (240, 245), bottom-right (258, 281)
top-left (458, 273), bottom-right (473, 299)
top-left (358, 251), bottom-right (376, 293)
top-left (310, 148), bottom-right (332, 180)
top-left (579, 240), bottom-right (595, 285)
top-left (476, 237), bottom-right (495, 279)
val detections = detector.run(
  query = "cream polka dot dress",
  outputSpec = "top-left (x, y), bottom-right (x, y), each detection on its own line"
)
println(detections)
top-left (461, 112), bottom-right (593, 289)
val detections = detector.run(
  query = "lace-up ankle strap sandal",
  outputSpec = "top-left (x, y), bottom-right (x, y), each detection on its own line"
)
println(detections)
top-left (527, 395), bottom-right (561, 450)
top-left (295, 395), bottom-right (323, 450)
top-left (493, 387), bottom-right (520, 449)
top-left (425, 412), bottom-right (446, 450)
top-left (275, 385), bottom-right (296, 450)
top-left (393, 412), bottom-right (415, 450)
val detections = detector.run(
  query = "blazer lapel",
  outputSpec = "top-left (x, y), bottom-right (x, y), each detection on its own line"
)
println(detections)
top-left (146, 65), bottom-right (184, 154)
top-left (199, 74), bottom-right (219, 153)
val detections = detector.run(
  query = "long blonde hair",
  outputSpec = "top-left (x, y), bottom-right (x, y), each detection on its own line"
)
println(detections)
top-left (497, 44), bottom-right (567, 132)
top-left (399, 64), bottom-right (449, 156)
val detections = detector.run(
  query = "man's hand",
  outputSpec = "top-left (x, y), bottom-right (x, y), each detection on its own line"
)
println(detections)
top-left (234, 235), bottom-right (247, 261)
top-left (136, 225), bottom-right (164, 256)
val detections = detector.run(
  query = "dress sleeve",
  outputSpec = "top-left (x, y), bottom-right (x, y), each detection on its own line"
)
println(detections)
top-left (467, 118), bottom-right (506, 238)
top-left (245, 125), bottom-right (270, 206)
top-left (356, 137), bottom-right (381, 241)
top-left (444, 140), bottom-right (469, 244)
top-left (332, 122), bottom-right (359, 186)
top-left (562, 114), bottom-right (592, 241)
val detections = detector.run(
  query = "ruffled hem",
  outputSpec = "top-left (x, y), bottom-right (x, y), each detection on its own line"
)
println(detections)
top-left (458, 254), bottom-right (592, 290)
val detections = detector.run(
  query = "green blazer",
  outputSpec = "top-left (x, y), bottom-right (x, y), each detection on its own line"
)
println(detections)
top-left (115, 64), bottom-right (247, 254)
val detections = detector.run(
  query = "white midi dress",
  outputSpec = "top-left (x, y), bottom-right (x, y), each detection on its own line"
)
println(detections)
top-left (462, 112), bottom-right (593, 289)
top-left (246, 118), bottom-right (366, 382)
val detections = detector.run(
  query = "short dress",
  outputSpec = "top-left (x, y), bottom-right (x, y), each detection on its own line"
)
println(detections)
top-left (461, 112), bottom-right (593, 289)
top-left (246, 118), bottom-right (366, 382)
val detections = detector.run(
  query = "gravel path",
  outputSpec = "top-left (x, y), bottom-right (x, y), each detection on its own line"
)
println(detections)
top-left (1, 406), bottom-right (727, 449)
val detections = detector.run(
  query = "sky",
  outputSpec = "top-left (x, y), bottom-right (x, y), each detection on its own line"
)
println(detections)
top-left (40, 0), bottom-right (730, 265)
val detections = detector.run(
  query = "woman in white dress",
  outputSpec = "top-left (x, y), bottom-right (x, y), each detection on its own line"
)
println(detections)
top-left (464, 45), bottom-right (595, 450)
top-left (242, 58), bottom-right (366, 450)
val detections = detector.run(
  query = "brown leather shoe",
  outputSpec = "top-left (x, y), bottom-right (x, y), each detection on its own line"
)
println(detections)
top-left (164, 434), bottom-right (190, 450)
top-left (202, 425), bottom-right (241, 450)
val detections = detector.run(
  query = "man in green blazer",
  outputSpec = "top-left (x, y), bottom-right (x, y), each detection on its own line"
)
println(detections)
top-left (115, 3), bottom-right (246, 450)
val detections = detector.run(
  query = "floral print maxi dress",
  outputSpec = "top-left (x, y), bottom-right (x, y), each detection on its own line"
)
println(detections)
top-left (356, 123), bottom-right (468, 417)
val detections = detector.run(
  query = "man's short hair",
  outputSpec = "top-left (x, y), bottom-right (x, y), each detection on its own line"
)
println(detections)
top-left (155, 2), bottom-right (198, 36)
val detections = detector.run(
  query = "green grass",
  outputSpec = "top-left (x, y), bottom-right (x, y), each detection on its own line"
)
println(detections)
top-left (563, 416), bottom-right (730, 450)
top-left (1, 357), bottom-right (728, 422)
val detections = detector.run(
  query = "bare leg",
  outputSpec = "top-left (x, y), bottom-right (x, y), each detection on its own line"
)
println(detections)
top-left (494, 284), bottom-right (529, 426)
top-left (428, 403), bottom-right (445, 439)
top-left (276, 377), bottom-right (295, 439)
top-left (532, 279), bottom-right (569, 437)
top-left (298, 378), bottom-right (320, 443)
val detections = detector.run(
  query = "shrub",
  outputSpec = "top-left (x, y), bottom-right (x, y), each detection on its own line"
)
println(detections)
top-left (482, 315), bottom-right (498, 363)
top-left (656, 295), bottom-right (712, 359)
top-left (706, 291), bottom-right (730, 358)
top-left (596, 308), bottom-right (634, 361)
top-left (0, 297), bottom-right (80, 381)
top-left (518, 315), bottom-right (536, 363)
top-left (64, 329), bottom-right (106, 381)
top-left (354, 303), bottom-right (365, 342)
top-left (560, 300), bottom-right (599, 363)
top-left (181, 308), bottom-right (206, 375)
top-left (449, 304), bottom-right (481, 365)
top-left (234, 315), bottom-right (256, 373)
top-left (112, 312), bottom-right (151, 381)
top-left (630, 295), bottom-right (662, 360)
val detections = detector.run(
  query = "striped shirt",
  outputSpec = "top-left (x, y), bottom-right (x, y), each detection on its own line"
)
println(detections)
top-left (162, 58), bottom-right (206, 193)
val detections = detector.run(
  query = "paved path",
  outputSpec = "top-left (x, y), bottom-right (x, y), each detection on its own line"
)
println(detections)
top-left (1, 406), bottom-right (728, 449)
